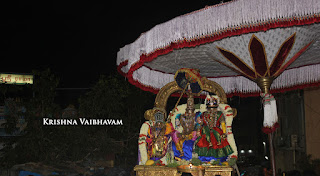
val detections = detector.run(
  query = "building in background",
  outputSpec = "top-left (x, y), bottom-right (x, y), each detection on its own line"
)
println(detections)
top-left (304, 88), bottom-right (320, 160)
top-left (0, 73), bottom-right (32, 152)
top-left (274, 90), bottom-right (306, 171)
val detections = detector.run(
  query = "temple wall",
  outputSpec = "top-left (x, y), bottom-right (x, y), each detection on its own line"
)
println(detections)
top-left (274, 91), bottom-right (305, 172)
top-left (304, 88), bottom-right (320, 159)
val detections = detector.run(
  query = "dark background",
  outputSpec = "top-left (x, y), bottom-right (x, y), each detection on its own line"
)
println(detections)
top-left (1, 1), bottom-right (230, 88)
top-left (3, 2), bottom-right (298, 174)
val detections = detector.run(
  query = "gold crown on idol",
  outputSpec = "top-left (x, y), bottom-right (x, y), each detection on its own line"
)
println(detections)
top-left (185, 93), bottom-right (195, 114)
top-left (154, 110), bottom-right (165, 122)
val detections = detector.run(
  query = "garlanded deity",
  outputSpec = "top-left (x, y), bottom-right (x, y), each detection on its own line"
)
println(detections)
top-left (194, 95), bottom-right (234, 162)
top-left (138, 108), bottom-right (174, 165)
top-left (146, 111), bottom-right (173, 160)
top-left (172, 93), bottom-right (197, 159)
top-left (138, 68), bottom-right (238, 167)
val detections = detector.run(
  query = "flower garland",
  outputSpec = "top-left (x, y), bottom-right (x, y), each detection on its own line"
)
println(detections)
top-left (218, 104), bottom-right (238, 159)
top-left (138, 121), bottom-right (154, 165)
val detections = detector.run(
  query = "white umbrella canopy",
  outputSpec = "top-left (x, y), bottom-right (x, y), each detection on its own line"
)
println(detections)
top-left (117, 0), bottom-right (320, 97)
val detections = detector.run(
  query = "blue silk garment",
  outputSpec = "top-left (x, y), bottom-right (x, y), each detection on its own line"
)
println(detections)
top-left (172, 139), bottom-right (194, 160)
top-left (172, 140), bottom-right (227, 162)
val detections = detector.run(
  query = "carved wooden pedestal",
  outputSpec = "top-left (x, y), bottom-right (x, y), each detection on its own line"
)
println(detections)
top-left (134, 165), bottom-right (179, 176)
top-left (204, 166), bottom-right (233, 176)
top-left (134, 165), bottom-right (233, 176)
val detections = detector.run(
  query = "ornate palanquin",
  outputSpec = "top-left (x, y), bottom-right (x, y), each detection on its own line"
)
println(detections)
top-left (137, 69), bottom-right (237, 176)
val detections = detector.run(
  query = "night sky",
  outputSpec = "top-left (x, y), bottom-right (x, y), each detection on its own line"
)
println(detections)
top-left (1, 1), bottom-right (228, 88)
top-left (1, 1), bottom-right (267, 163)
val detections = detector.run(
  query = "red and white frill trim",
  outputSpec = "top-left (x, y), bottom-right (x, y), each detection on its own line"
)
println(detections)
top-left (117, 0), bottom-right (320, 97)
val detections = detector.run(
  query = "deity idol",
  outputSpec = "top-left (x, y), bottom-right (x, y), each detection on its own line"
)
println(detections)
top-left (138, 109), bottom-right (174, 165)
top-left (147, 111), bottom-right (174, 160)
top-left (194, 95), bottom-right (234, 162)
top-left (172, 93), bottom-right (197, 160)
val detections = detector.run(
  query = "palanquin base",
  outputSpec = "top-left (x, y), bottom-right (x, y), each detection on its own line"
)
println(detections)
top-left (134, 165), bottom-right (233, 176)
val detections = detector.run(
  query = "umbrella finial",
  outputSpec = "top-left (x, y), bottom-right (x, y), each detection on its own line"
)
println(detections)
top-left (256, 77), bottom-right (274, 94)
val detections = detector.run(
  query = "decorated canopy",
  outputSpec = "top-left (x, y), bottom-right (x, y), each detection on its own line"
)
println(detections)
top-left (117, 0), bottom-right (320, 97)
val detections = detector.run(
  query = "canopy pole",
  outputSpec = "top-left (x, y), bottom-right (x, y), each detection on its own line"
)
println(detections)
top-left (256, 77), bottom-right (276, 176)
top-left (268, 132), bottom-right (276, 176)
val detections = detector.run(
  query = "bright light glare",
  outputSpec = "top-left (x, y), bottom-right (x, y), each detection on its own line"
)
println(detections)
top-left (265, 156), bottom-right (269, 160)
top-left (248, 149), bottom-right (253, 153)
top-left (240, 150), bottom-right (245, 154)
top-left (263, 142), bottom-right (266, 145)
